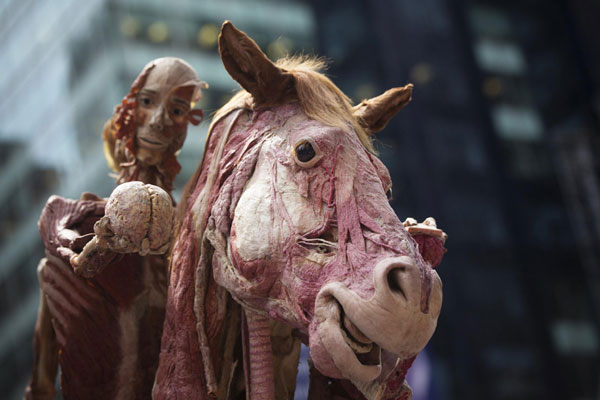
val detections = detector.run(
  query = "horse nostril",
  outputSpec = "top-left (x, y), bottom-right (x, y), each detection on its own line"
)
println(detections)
top-left (387, 267), bottom-right (406, 299)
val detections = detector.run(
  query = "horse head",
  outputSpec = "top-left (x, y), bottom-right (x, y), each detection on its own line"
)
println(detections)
top-left (155, 21), bottom-right (444, 400)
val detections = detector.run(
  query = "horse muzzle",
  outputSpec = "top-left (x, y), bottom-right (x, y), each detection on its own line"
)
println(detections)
top-left (310, 256), bottom-right (443, 383)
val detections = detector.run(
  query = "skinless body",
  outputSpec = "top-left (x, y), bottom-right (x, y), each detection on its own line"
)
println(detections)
top-left (154, 22), bottom-right (447, 400)
top-left (25, 58), bottom-right (206, 399)
top-left (30, 198), bottom-right (167, 399)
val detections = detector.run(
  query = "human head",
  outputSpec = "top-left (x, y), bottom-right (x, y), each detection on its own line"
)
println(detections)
top-left (134, 57), bottom-right (205, 165)
top-left (103, 57), bottom-right (207, 190)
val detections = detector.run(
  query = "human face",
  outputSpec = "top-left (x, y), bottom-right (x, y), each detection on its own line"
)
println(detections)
top-left (134, 67), bottom-right (195, 166)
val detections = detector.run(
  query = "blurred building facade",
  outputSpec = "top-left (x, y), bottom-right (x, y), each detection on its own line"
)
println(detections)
top-left (305, 0), bottom-right (600, 399)
top-left (0, 0), bottom-right (599, 399)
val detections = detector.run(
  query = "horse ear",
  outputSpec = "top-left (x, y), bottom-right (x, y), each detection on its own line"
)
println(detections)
top-left (353, 84), bottom-right (413, 136)
top-left (218, 21), bottom-right (296, 106)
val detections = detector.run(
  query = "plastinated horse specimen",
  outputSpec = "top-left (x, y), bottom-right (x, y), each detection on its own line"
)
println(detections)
top-left (25, 57), bottom-right (206, 400)
top-left (153, 22), bottom-right (447, 400)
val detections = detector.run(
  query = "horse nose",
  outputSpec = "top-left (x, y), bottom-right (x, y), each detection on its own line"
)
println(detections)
top-left (375, 256), bottom-right (419, 302)
top-left (387, 267), bottom-right (408, 298)
top-left (374, 256), bottom-right (442, 317)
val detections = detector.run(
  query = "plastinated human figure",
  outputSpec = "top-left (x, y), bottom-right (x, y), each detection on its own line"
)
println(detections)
top-left (24, 57), bottom-right (206, 400)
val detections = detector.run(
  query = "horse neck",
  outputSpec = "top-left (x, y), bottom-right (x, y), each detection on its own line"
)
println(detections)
top-left (154, 109), bottom-right (248, 399)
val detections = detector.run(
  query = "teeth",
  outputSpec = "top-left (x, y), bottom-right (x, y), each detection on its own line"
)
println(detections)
top-left (340, 313), bottom-right (374, 354)
top-left (342, 314), bottom-right (372, 344)
top-left (341, 329), bottom-right (373, 354)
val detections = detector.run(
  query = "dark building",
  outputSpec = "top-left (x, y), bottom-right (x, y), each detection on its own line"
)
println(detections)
top-left (307, 0), bottom-right (600, 399)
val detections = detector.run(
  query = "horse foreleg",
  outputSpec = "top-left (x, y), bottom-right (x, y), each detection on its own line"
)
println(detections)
top-left (244, 310), bottom-right (275, 400)
top-left (24, 259), bottom-right (59, 400)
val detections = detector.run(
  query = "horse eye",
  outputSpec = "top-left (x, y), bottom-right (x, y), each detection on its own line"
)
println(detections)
top-left (386, 187), bottom-right (393, 201)
top-left (295, 141), bottom-right (316, 163)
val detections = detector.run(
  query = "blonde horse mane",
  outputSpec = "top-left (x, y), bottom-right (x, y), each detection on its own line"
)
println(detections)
top-left (211, 55), bottom-right (375, 154)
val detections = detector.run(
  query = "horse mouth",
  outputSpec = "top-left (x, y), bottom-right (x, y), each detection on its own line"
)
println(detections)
top-left (340, 310), bottom-right (381, 366)
top-left (314, 294), bottom-right (383, 382)
top-left (342, 311), bottom-right (371, 347)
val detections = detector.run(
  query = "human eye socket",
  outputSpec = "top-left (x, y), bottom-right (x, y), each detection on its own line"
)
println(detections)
top-left (138, 95), bottom-right (153, 107)
top-left (170, 102), bottom-right (189, 117)
top-left (171, 106), bottom-right (186, 116)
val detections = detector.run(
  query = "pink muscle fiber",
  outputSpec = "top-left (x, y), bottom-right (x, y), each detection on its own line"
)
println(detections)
top-left (246, 311), bottom-right (276, 400)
